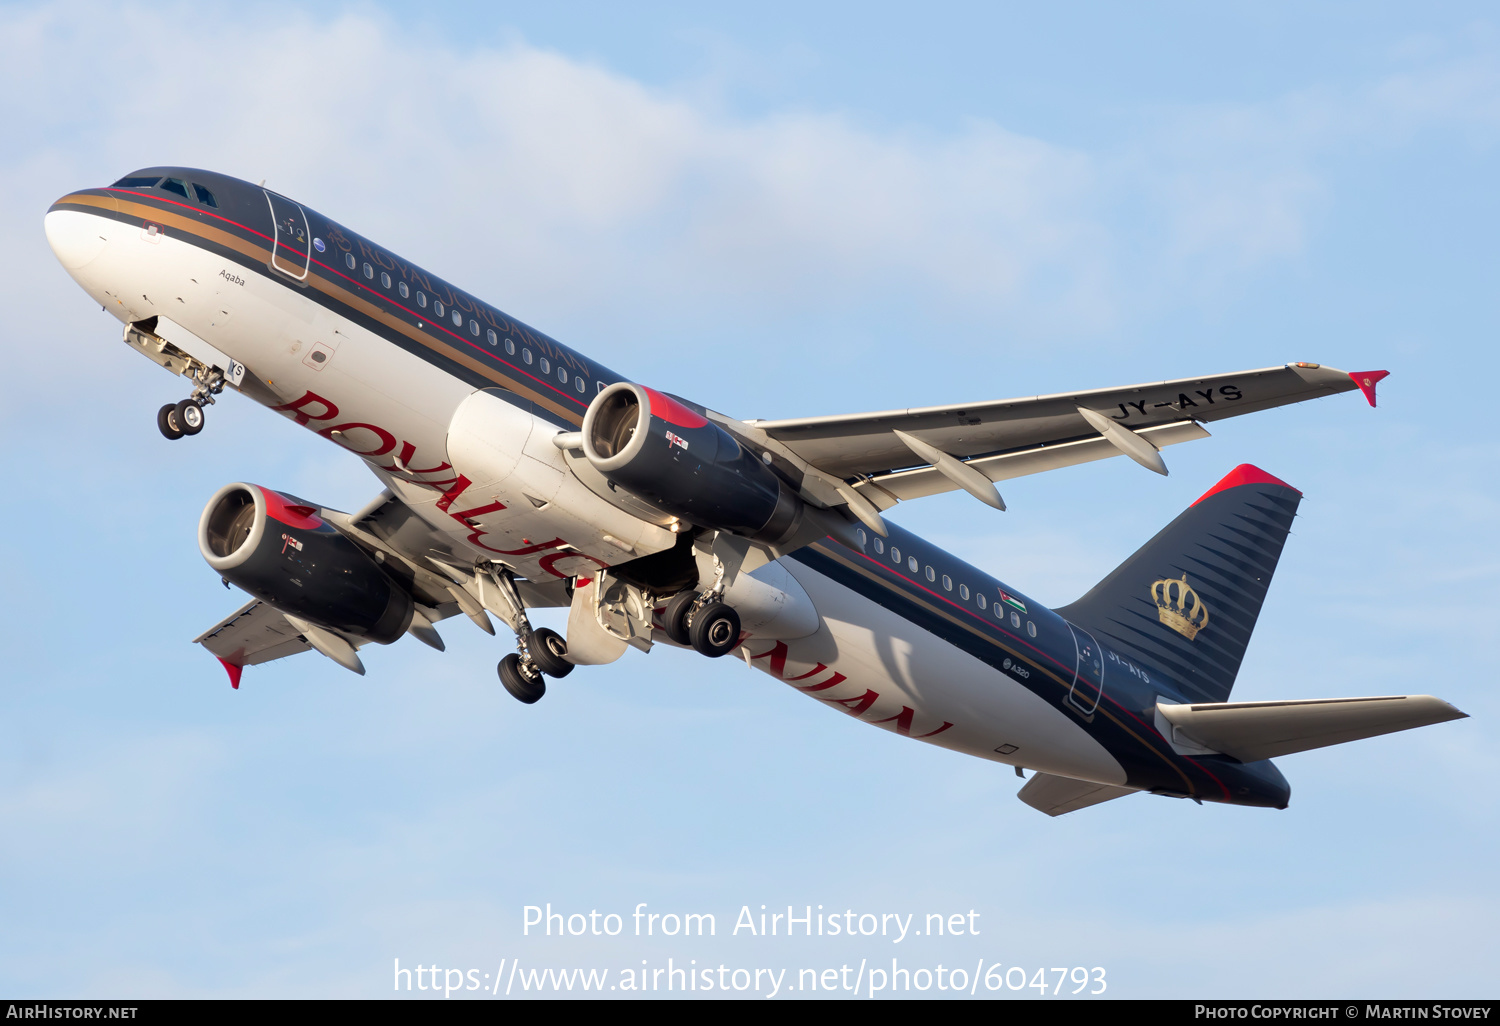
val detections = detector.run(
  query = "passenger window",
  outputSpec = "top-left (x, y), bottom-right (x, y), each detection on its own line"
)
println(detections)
top-left (192, 184), bottom-right (218, 207)
top-left (925, 566), bottom-right (935, 582)
top-left (363, 263), bottom-right (374, 279)
top-left (959, 584), bottom-right (970, 600)
top-left (575, 378), bottom-right (586, 393)
top-left (1027, 621), bottom-right (1037, 637)
top-left (417, 292), bottom-right (427, 308)
top-left (399, 281), bottom-right (409, 299)
top-left (505, 339), bottom-right (515, 355)
top-left (470, 320), bottom-right (480, 336)
top-left (908, 556), bottom-right (919, 573)
top-left (160, 178), bottom-right (189, 198)
top-left (995, 605), bottom-right (1004, 620)
top-left (434, 300), bottom-right (445, 316)
top-left (558, 367), bottom-right (568, 383)
top-left (540, 358), bottom-right (551, 374)
top-left (942, 574), bottom-right (953, 591)
top-left (523, 349), bottom-right (533, 365)
top-left (1010, 611), bottom-right (1021, 628)
top-left (891, 547), bottom-right (901, 563)
top-left (487, 329), bottom-right (498, 346)
top-left (873, 538), bottom-right (884, 554)
top-left (857, 529), bottom-right (867, 546)
top-left (452, 310), bottom-right (463, 327)
top-left (380, 271), bottom-right (392, 289)
top-left (977, 593), bottom-right (987, 609)
top-left (345, 253), bottom-right (356, 270)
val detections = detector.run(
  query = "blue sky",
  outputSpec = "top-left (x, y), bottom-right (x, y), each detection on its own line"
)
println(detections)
top-left (1, 0), bottom-right (1496, 998)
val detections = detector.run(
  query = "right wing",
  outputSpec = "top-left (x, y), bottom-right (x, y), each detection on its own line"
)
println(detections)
top-left (193, 599), bottom-right (314, 683)
top-left (191, 488), bottom-right (571, 685)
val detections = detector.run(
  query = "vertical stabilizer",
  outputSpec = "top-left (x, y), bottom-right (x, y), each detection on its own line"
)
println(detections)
top-left (1055, 465), bottom-right (1301, 703)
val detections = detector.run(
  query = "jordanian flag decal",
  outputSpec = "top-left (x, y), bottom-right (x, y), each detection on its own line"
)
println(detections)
top-left (999, 590), bottom-right (1027, 614)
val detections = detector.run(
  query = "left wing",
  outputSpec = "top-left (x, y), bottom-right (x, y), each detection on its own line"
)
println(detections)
top-left (742, 363), bottom-right (1384, 519)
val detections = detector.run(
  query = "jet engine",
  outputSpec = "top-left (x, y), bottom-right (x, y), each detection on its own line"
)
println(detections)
top-left (198, 482), bottom-right (413, 643)
top-left (581, 383), bottom-right (802, 543)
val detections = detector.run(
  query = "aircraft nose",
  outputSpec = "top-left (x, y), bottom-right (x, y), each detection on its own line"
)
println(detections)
top-left (45, 193), bottom-right (114, 270)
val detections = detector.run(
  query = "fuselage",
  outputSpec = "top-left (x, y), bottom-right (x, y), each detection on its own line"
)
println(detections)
top-left (45, 166), bottom-right (1291, 809)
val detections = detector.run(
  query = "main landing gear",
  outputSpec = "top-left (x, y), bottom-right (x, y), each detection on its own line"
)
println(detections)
top-left (489, 564), bottom-right (575, 704)
top-left (497, 627), bottom-right (574, 704)
top-left (662, 589), bottom-right (742, 659)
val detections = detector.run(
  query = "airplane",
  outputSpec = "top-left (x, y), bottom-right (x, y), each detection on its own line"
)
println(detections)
top-left (44, 166), bottom-right (1466, 817)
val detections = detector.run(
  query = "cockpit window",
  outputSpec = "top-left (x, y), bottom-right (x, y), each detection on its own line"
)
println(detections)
top-left (160, 178), bottom-right (190, 199)
top-left (112, 176), bottom-right (162, 188)
top-left (192, 183), bottom-right (218, 208)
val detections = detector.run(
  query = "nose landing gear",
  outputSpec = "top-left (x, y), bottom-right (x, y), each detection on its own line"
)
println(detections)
top-left (155, 361), bottom-right (225, 440)
top-left (158, 398), bottom-right (207, 440)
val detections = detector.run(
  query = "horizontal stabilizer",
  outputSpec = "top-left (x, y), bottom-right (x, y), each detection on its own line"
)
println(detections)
top-left (1156, 695), bottom-right (1467, 763)
top-left (1017, 773), bottom-right (1140, 817)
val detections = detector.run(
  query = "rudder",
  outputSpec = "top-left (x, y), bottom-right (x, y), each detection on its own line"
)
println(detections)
top-left (1055, 465), bottom-right (1302, 703)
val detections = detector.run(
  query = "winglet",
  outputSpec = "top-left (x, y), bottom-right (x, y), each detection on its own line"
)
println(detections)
top-left (1349, 370), bottom-right (1389, 408)
top-left (216, 657), bottom-right (244, 690)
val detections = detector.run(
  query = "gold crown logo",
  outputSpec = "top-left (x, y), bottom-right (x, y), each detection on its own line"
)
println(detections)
top-left (1151, 574), bottom-right (1209, 641)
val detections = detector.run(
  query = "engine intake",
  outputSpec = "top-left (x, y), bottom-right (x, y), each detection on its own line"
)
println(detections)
top-left (581, 383), bottom-right (800, 543)
top-left (199, 482), bottom-right (413, 644)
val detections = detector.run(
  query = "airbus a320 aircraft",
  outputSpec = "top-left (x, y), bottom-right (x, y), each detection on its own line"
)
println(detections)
top-left (45, 167), bottom-right (1466, 816)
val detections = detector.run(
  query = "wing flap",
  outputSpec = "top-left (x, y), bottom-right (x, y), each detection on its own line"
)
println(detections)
top-left (1156, 695), bottom-right (1468, 763)
top-left (1017, 773), bottom-right (1140, 817)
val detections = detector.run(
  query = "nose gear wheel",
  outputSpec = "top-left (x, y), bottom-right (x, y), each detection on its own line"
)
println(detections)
top-left (157, 404), bottom-right (185, 440)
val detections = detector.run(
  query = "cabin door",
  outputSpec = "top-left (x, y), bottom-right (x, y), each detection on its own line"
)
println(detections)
top-left (264, 190), bottom-right (311, 281)
top-left (1065, 622), bottom-right (1106, 716)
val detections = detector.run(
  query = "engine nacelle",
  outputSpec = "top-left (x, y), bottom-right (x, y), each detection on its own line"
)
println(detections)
top-left (198, 483), bottom-right (413, 644)
top-left (581, 383), bottom-right (802, 543)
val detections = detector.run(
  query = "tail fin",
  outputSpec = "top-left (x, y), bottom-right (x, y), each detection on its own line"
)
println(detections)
top-left (1055, 465), bottom-right (1301, 704)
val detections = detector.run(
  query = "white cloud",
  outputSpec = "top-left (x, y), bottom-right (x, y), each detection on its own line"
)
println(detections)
top-left (7, 3), bottom-right (1499, 364)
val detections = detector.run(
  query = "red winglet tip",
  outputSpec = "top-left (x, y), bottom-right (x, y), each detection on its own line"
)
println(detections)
top-left (1349, 370), bottom-right (1389, 408)
top-left (1191, 464), bottom-right (1301, 506)
top-left (217, 657), bottom-right (244, 690)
